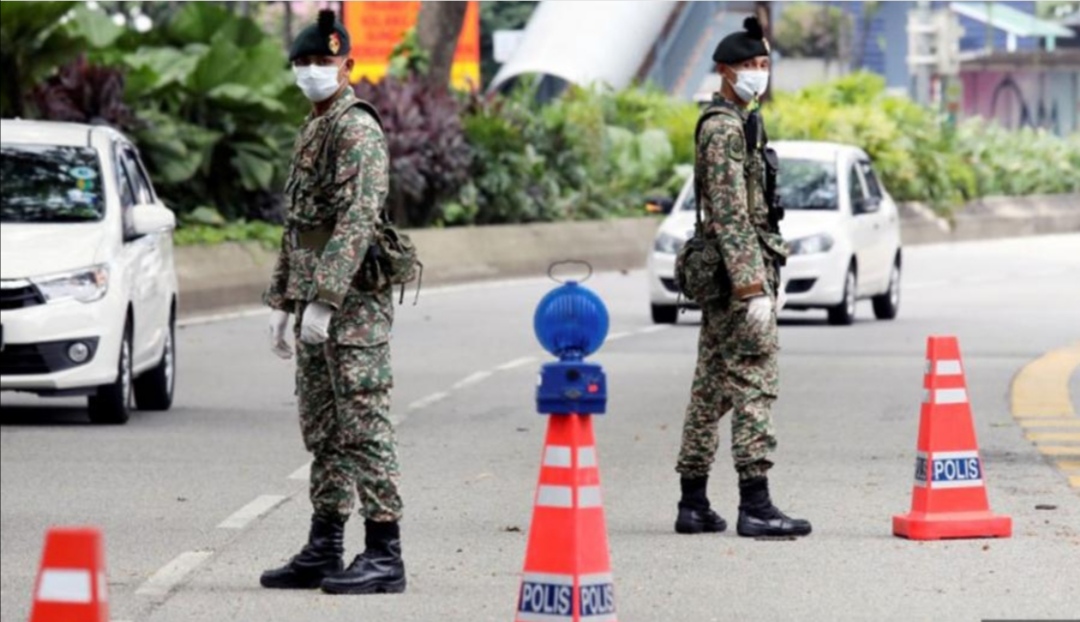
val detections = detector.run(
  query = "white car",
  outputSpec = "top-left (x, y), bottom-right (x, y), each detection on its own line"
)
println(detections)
top-left (1, 120), bottom-right (179, 424)
top-left (647, 140), bottom-right (902, 325)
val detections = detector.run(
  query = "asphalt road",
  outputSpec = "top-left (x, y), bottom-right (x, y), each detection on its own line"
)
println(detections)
top-left (3, 234), bottom-right (1079, 622)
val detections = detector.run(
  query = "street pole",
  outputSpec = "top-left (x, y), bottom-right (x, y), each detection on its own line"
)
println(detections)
top-left (914, 0), bottom-right (932, 106)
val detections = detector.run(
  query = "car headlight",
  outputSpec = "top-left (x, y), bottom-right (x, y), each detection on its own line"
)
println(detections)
top-left (654, 232), bottom-right (685, 255)
top-left (789, 234), bottom-right (834, 256)
top-left (32, 265), bottom-right (110, 303)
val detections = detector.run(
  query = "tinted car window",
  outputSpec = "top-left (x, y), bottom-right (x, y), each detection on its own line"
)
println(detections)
top-left (121, 147), bottom-right (154, 205)
top-left (0, 144), bottom-right (105, 223)
top-left (847, 163), bottom-right (866, 208)
top-left (858, 160), bottom-right (884, 200)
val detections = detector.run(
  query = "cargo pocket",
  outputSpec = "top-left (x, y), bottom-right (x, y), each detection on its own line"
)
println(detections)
top-left (331, 286), bottom-right (393, 347)
top-left (727, 298), bottom-right (779, 355)
top-left (335, 343), bottom-right (393, 393)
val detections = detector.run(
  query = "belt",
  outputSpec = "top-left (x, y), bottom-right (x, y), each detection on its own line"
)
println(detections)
top-left (288, 226), bottom-right (334, 254)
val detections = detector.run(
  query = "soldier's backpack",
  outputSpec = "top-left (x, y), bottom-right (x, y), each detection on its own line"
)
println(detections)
top-left (674, 103), bottom-right (740, 307)
top-left (321, 100), bottom-right (423, 304)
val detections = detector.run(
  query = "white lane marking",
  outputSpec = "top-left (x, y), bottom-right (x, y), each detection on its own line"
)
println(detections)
top-left (453, 370), bottom-right (493, 390)
top-left (217, 495), bottom-right (287, 530)
top-left (606, 331), bottom-right (631, 342)
top-left (408, 391), bottom-right (449, 411)
top-left (177, 307), bottom-right (265, 328)
top-left (288, 462), bottom-right (311, 481)
top-left (497, 356), bottom-right (537, 371)
top-left (637, 325), bottom-right (671, 335)
top-left (135, 551), bottom-right (213, 598)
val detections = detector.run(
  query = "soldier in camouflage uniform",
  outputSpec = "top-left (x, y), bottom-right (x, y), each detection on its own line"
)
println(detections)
top-left (674, 17), bottom-right (812, 538)
top-left (260, 10), bottom-right (407, 594)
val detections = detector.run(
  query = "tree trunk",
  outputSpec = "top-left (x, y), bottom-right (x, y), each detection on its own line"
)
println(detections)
top-left (755, 1), bottom-right (773, 102)
top-left (283, 1), bottom-right (294, 49)
top-left (416, 1), bottom-right (469, 90)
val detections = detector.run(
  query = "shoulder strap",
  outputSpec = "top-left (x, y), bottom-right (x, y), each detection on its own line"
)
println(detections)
top-left (316, 98), bottom-right (393, 223)
top-left (693, 104), bottom-right (741, 231)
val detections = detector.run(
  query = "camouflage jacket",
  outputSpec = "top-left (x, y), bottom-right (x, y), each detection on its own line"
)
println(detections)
top-left (264, 89), bottom-right (393, 346)
top-left (696, 95), bottom-right (788, 300)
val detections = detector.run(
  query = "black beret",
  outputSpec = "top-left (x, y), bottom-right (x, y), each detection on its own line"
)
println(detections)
top-left (289, 10), bottom-right (350, 62)
top-left (712, 16), bottom-right (771, 65)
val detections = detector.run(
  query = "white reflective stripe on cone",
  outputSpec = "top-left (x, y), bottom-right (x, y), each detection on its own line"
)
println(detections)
top-left (936, 360), bottom-right (963, 375)
top-left (37, 569), bottom-right (93, 604)
top-left (935, 388), bottom-right (968, 404)
top-left (543, 446), bottom-right (572, 468)
top-left (578, 486), bottom-right (603, 508)
top-left (578, 447), bottom-right (597, 468)
top-left (923, 388), bottom-right (968, 404)
top-left (536, 485), bottom-right (573, 508)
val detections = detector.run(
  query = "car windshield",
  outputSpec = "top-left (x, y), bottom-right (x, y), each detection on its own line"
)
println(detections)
top-left (777, 158), bottom-right (838, 210)
top-left (0, 144), bottom-right (105, 223)
top-left (680, 156), bottom-right (839, 212)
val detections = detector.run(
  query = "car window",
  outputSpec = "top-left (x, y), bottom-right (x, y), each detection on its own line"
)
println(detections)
top-left (847, 163), bottom-right (867, 209)
top-left (858, 160), bottom-right (884, 200)
top-left (116, 152), bottom-right (137, 210)
top-left (121, 146), bottom-right (154, 205)
top-left (777, 158), bottom-right (839, 210)
top-left (0, 144), bottom-right (105, 223)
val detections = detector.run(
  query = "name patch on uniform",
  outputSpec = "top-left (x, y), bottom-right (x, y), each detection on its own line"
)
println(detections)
top-left (914, 451), bottom-right (983, 489)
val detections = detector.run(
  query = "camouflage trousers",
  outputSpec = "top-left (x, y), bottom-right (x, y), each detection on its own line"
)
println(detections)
top-left (296, 334), bottom-right (402, 523)
top-left (676, 295), bottom-right (780, 482)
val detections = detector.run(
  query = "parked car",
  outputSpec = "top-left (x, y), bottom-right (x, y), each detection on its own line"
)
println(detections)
top-left (647, 140), bottom-right (902, 325)
top-left (1, 120), bottom-right (179, 424)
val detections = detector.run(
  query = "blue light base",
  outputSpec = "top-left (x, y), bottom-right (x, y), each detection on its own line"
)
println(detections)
top-left (537, 361), bottom-right (607, 415)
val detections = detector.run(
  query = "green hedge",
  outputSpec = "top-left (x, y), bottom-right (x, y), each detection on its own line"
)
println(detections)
top-left (768, 72), bottom-right (1080, 209)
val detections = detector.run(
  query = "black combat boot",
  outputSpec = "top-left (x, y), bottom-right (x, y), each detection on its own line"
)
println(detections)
top-left (321, 520), bottom-right (406, 595)
top-left (260, 515), bottom-right (345, 589)
top-left (736, 476), bottom-right (812, 538)
top-left (675, 476), bottom-right (728, 534)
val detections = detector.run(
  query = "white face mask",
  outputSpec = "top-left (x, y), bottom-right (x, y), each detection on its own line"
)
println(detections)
top-left (293, 64), bottom-right (343, 103)
top-left (731, 69), bottom-right (770, 103)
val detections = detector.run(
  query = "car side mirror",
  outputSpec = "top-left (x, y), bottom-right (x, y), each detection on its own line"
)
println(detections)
top-left (855, 196), bottom-right (881, 215)
top-left (130, 203), bottom-right (177, 238)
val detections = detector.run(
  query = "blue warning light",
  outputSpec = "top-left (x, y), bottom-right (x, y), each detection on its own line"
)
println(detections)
top-left (534, 279), bottom-right (609, 415)
top-left (534, 281), bottom-right (609, 362)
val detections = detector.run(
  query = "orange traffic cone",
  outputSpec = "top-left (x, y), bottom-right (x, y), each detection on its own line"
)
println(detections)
top-left (515, 414), bottom-right (616, 621)
top-left (29, 527), bottom-right (109, 622)
top-left (893, 336), bottom-right (1012, 540)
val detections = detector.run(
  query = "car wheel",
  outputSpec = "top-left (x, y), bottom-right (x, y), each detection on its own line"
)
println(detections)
top-left (88, 321), bottom-right (134, 425)
top-left (827, 264), bottom-right (857, 326)
top-left (651, 304), bottom-right (678, 324)
top-left (135, 312), bottom-right (176, 411)
top-left (872, 258), bottom-right (901, 321)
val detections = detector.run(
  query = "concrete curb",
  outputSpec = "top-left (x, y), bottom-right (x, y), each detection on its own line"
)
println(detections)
top-left (175, 194), bottom-right (1079, 319)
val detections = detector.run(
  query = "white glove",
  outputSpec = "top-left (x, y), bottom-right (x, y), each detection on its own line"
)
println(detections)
top-left (299, 302), bottom-right (334, 345)
top-left (269, 310), bottom-right (293, 359)
top-left (747, 295), bottom-right (773, 327)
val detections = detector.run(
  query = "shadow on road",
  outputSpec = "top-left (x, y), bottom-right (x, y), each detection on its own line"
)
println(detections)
top-left (0, 402), bottom-right (93, 426)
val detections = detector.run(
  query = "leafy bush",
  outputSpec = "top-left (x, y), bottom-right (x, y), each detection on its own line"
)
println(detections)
top-left (768, 72), bottom-right (1080, 211)
top-left (112, 3), bottom-right (306, 222)
top-left (354, 74), bottom-right (471, 227)
top-left (29, 55), bottom-right (135, 130)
